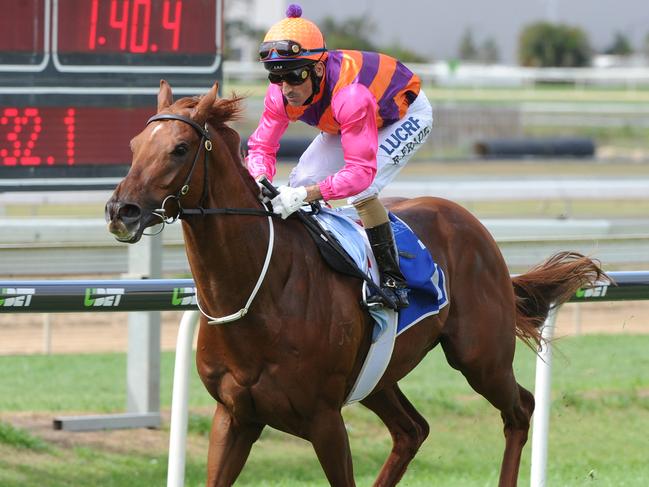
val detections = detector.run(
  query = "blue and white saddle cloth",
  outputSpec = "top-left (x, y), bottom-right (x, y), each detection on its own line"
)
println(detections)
top-left (314, 206), bottom-right (449, 335)
top-left (311, 206), bottom-right (450, 405)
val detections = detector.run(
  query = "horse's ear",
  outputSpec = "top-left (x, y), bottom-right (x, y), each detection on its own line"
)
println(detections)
top-left (157, 79), bottom-right (173, 112)
top-left (193, 82), bottom-right (219, 124)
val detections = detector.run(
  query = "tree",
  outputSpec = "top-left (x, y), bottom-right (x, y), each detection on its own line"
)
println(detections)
top-left (320, 16), bottom-right (377, 52)
top-left (382, 42), bottom-right (429, 63)
top-left (479, 37), bottom-right (500, 64)
top-left (224, 19), bottom-right (265, 60)
top-left (458, 28), bottom-right (478, 61)
top-left (457, 30), bottom-right (500, 64)
top-left (320, 16), bottom-right (429, 62)
top-left (605, 32), bottom-right (633, 56)
top-left (518, 22), bottom-right (591, 67)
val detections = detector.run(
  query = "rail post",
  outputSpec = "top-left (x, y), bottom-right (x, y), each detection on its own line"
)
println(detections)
top-left (529, 271), bottom-right (649, 486)
top-left (530, 306), bottom-right (558, 487)
top-left (126, 234), bottom-right (163, 422)
top-left (167, 310), bottom-right (200, 487)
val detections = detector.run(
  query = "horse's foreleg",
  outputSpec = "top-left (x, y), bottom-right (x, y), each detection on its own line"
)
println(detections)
top-left (308, 408), bottom-right (356, 487)
top-left (361, 385), bottom-right (429, 487)
top-left (205, 404), bottom-right (264, 487)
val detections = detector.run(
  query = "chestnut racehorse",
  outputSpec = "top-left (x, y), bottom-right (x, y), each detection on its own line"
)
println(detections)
top-left (106, 81), bottom-right (604, 487)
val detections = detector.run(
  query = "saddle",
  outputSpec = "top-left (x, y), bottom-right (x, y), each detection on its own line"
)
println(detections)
top-left (259, 178), bottom-right (449, 331)
top-left (303, 203), bottom-right (369, 277)
top-left (310, 206), bottom-right (449, 332)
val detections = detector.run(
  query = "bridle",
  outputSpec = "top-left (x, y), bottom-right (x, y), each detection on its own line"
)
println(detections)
top-left (146, 113), bottom-right (212, 218)
top-left (146, 113), bottom-right (275, 227)
top-left (144, 113), bottom-right (276, 324)
top-left (145, 113), bottom-right (212, 226)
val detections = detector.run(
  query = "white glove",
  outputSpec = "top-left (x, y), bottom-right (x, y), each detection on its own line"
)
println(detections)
top-left (271, 185), bottom-right (308, 219)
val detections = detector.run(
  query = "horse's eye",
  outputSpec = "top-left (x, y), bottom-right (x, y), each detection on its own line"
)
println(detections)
top-left (171, 143), bottom-right (189, 156)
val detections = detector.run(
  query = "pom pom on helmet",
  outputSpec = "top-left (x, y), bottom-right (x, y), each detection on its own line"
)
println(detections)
top-left (286, 4), bottom-right (303, 18)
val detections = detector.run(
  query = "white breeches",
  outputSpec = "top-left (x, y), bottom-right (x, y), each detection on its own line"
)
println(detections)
top-left (288, 90), bottom-right (433, 203)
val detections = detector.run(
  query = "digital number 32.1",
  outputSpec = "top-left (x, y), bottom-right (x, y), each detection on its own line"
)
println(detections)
top-left (0, 107), bottom-right (75, 166)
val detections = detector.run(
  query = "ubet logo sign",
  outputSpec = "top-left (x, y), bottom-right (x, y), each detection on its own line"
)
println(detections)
top-left (172, 287), bottom-right (197, 306)
top-left (84, 288), bottom-right (125, 307)
top-left (575, 285), bottom-right (609, 299)
top-left (0, 288), bottom-right (35, 307)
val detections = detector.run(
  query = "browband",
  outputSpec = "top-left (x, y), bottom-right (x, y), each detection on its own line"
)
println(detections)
top-left (147, 113), bottom-right (210, 139)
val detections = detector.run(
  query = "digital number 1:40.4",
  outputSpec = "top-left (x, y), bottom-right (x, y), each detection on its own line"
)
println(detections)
top-left (88, 0), bottom-right (183, 53)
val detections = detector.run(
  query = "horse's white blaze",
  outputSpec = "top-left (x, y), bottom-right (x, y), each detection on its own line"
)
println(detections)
top-left (150, 124), bottom-right (164, 139)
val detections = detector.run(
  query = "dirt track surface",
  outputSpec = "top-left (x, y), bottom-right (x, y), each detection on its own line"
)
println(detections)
top-left (0, 408), bottom-right (213, 467)
top-left (0, 311), bottom-right (186, 355)
top-left (0, 302), bottom-right (648, 355)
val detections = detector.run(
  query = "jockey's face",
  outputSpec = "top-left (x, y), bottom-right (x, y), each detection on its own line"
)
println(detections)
top-left (282, 62), bottom-right (324, 107)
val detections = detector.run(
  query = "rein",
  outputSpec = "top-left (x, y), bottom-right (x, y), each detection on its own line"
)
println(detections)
top-left (143, 113), bottom-right (396, 319)
top-left (146, 113), bottom-right (275, 225)
top-left (145, 113), bottom-right (276, 324)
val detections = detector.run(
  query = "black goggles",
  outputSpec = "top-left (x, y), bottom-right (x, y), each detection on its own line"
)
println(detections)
top-left (267, 66), bottom-right (312, 85)
top-left (259, 40), bottom-right (326, 60)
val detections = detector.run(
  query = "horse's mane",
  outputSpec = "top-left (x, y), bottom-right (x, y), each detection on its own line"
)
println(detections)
top-left (172, 93), bottom-right (245, 128)
top-left (171, 92), bottom-right (259, 194)
top-left (169, 92), bottom-right (247, 163)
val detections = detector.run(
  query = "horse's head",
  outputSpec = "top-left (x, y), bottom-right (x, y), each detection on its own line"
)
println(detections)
top-left (106, 80), bottom-right (238, 243)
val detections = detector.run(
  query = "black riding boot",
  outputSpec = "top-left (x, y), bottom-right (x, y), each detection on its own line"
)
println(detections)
top-left (365, 222), bottom-right (409, 309)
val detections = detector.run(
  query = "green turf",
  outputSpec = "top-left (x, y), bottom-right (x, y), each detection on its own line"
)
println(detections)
top-left (1, 335), bottom-right (648, 486)
top-left (0, 422), bottom-right (49, 451)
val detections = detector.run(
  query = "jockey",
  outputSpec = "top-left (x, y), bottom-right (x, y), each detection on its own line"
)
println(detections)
top-left (246, 4), bottom-right (433, 309)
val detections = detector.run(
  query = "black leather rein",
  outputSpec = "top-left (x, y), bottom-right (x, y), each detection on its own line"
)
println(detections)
top-left (146, 113), bottom-right (275, 222)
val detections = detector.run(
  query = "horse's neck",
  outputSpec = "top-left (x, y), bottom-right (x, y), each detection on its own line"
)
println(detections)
top-left (181, 141), bottom-right (271, 314)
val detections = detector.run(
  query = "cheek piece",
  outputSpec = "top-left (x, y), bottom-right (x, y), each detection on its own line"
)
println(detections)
top-left (302, 68), bottom-right (322, 106)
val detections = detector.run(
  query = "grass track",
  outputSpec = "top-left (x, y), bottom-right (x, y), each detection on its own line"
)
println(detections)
top-left (1, 335), bottom-right (648, 486)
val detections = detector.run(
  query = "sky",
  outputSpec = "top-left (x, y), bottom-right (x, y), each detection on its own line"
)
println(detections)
top-left (275, 0), bottom-right (649, 63)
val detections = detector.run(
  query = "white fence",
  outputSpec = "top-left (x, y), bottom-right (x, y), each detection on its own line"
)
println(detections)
top-left (2, 216), bottom-right (648, 275)
top-left (2, 177), bottom-right (649, 275)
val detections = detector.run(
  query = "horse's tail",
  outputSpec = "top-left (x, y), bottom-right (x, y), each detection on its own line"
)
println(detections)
top-left (511, 251), bottom-right (607, 349)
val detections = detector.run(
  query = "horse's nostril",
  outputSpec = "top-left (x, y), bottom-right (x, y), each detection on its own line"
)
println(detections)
top-left (118, 203), bottom-right (142, 224)
top-left (105, 202), bottom-right (114, 222)
top-left (105, 201), bottom-right (121, 222)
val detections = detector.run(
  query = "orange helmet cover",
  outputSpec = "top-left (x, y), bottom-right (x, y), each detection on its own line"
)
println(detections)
top-left (263, 4), bottom-right (326, 61)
